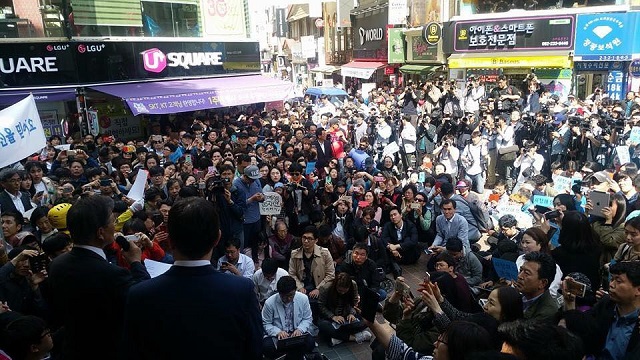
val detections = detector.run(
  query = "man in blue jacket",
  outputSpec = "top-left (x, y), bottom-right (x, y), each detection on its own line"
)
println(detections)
top-left (262, 276), bottom-right (316, 359)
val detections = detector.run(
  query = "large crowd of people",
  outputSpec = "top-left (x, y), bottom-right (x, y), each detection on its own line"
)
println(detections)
top-left (1, 73), bottom-right (640, 360)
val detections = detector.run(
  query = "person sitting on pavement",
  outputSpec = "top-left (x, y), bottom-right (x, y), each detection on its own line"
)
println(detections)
top-left (341, 243), bottom-right (386, 302)
top-left (444, 237), bottom-right (483, 287)
top-left (289, 225), bottom-right (335, 322)
top-left (317, 272), bottom-right (371, 347)
top-left (515, 251), bottom-right (559, 323)
top-left (261, 276), bottom-right (317, 360)
top-left (216, 238), bottom-right (255, 279)
top-left (253, 258), bottom-right (288, 306)
top-left (381, 208), bottom-right (420, 277)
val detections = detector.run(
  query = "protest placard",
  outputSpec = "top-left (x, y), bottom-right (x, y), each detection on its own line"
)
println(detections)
top-left (492, 258), bottom-right (519, 281)
top-left (532, 195), bottom-right (554, 209)
top-left (553, 175), bottom-right (572, 193)
top-left (616, 145), bottom-right (630, 165)
top-left (630, 127), bottom-right (640, 144)
top-left (259, 192), bottom-right (282, 215)
top-left (0, 94), bottom-right (47, 168)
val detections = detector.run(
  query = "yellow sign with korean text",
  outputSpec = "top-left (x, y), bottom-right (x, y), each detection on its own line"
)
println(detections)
top-left (448, 55), bottom-right (571, 69)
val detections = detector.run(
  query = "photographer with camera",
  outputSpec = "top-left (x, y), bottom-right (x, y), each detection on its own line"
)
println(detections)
top-left (282, 163), bottom-right (315, 236)
top-left (495, 114), bottom-right (517, 190)
top-left (463, 75), bottom-right (485, 119)
top-left (208, 164), bottom-right (246, 260)
top-left (489, 75), bottom-right (521, 116)
top-left (550, 115), bottom-right (572, 164)
top-left (433, 135), bottom-right (460, 180)
top-left (522, 81), bottom-right (542, 114)
top-left (513, 141), bottom-right (544, 192)
top-left (422, 80), bottom-right (443, 115)
top-left (398, 83), bottom-right (419, 128)
top-left (442, 80), bottom-right (464, 119)
top-left (461, 131), bottom-right (488, 194)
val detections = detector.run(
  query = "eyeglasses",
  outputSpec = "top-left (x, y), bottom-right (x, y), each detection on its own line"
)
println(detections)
top-left (291, 172), bottom-right (301, 176)
top-left (301, 236), bottom-right (316, 242)
top-left (415, 199), bottom-right (424, 203)
top-left (224, 153), bottom-right (233, 157)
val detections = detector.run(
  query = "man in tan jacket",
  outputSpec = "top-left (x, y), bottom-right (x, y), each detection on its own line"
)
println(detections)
top-left (289, 225), bottom-right (335, 322)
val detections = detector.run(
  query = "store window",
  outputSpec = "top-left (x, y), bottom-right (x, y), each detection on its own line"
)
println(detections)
top-left (459, 0), bottom-right (618, 16)
top-left (141, 1), bottom-right (201, 37)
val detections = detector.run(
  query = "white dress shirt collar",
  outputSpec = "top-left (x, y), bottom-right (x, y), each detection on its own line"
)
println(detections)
top-left (75, 245), bottom-right (107, 260)
top-left (173, 260), bottom-right (211, 267)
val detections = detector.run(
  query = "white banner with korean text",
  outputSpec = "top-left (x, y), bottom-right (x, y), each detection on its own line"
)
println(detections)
top-left (0, 95), bottom-right (46, 168)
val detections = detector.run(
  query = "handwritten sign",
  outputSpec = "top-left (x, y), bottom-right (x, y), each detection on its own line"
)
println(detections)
top-left (616, 145), bottom-right (630, 165)
top-left (630, 127), bottom-right (640, 144)
top-left (259, 191), bottom-right (282, 216)
top-left (496, 204), bottom-right (522, 215)
top-left (492, 258), bottom-right (519, 281)
top-left (553, 175), bottom-right (572, 193)
top-left (532, 195), bottom-right (554, 208)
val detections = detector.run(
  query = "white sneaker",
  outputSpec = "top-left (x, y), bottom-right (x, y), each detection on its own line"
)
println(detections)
top-left (331, 338), bottom-right (343, 346)
top-left (354, 330), bottom-right (372, 344)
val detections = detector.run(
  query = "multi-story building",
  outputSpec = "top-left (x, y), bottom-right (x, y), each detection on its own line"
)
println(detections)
top-left (0, 0), bottom-right (292, 139)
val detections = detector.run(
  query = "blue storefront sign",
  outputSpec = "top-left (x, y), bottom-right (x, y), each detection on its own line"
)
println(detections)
top-left (574, 61), bottom-right (625, 71)
top-left (630, 60), bottom-right (640, 78)
top-left (607, 70), bottom-right (625, 101)
top-left (575, 13), bottom-right (639, 61)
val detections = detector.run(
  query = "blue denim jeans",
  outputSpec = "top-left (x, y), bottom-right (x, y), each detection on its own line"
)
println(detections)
top-left (465, 172), bottom-right (486, 194)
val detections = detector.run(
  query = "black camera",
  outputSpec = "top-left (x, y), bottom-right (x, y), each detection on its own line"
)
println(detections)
top-left (568, 116), bottom-right (581, 127)
top-left (208, 176), bottom-right (230, 191)
top-left (286, 182), bottom-right (306, 192)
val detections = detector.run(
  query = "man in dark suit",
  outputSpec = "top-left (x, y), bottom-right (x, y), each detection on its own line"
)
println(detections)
top-left (0, 169), bottom-right (35, 216)
top-left (47, 195), bottom-right (149, 360)
top-left (381, 208), bottom-right (420, 276)
top-left (313, 128), bottom-right (333, 174)
top-left (515, 251), bottom-right (558, 323)
top-left (122, 197), bottom-right (263, 359)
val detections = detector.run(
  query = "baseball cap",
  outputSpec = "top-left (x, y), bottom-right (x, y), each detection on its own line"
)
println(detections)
top-left (274, 182), bottom-right (284, 189)
top-left (244, 165), bottom-right (261, 180)
top-left (590, 170), bottom-right (610, 183)
top-left (455, 180), bottom-right (468, 188)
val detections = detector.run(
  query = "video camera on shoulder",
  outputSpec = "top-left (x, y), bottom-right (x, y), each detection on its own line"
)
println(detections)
top-left (207, 176), bottom-right (230, 192)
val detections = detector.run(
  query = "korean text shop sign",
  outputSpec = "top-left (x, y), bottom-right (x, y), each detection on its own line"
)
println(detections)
top-left (575, 13), bottom-right (640, 61)
top-left (444, 15), bottom-right (575, 53)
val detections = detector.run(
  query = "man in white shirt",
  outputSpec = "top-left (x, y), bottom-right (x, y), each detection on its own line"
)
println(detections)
top-left (495, 114), bottom-right (517, 190)
top-left (253, 258), bottom-right (288, 304)
top-left (217, 239), bottom-right (255, 279)
top-left (461, 131), bottom-right (488, 194)
top-left (513, 142), bottom-right (545, 192)
top-left (463, 75), bottom-right (485, 118)
top-left (400, 115), bottom-right (417, 168)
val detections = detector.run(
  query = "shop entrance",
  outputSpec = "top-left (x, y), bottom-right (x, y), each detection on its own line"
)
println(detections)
top-left (576, 73), bottom-right (606, 100)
